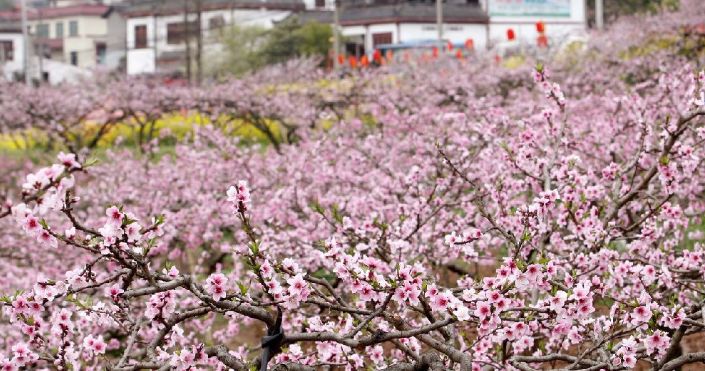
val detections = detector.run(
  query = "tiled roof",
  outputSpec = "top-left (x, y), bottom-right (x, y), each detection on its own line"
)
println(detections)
top-left (295, 3), bottom-right (488, 25)
top-left (341, 3), bottom-right (488, 25)
top-left (293, 10), bottom-right (332, 24)
top-left (0, 4), bottom-right (111, 21)
top-left (122, 0), bottom-right (305, 17)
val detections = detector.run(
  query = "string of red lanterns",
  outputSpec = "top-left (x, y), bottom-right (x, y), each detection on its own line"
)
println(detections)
top-left (334, 20), bottom-right (550, 69)
top-left (536, 21), bottom-right (548, 48)
top-left (335, 35), bottom-right (480, 68)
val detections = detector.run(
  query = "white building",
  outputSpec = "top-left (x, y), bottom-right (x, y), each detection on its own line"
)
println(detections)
top-left (298, 1), bottom-right (489, 55)
top-left (345, 3), bottom-right (489, 53)
top-left (123, 0), bottom-right (305, 75)
top-left (0, 2), bottom-right (126, 77)
top-left (29, 4), bottom-right (125, 70)
top-left (301, 0), bottom-right (335, 11)
top-left (0, 22), bottom-right (90, 84)
top-left (296, 0), bottom-right (586, 57)
top-left (0, 20), bottom-right (24, 80)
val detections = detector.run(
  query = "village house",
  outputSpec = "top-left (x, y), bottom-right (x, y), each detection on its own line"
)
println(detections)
top-left (295, 0), bottom-right (587, 57)
top-left (122, 0), bottom-right (305, 75)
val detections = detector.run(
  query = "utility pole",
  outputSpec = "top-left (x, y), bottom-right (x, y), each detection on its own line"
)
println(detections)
top-left (333, 0), bottom-right (340, 70)
top-left (21, 0), bottom-right (30, 85)
top-left (38, 11), bottom-right (43, 84)
top-left (595, 0), bottom-right (604, 30)
top-left (183, 0), bottom-right (192, 83)
top-left (436, 0), bottom-right (443, 44)
top-left (152, 2), bottom-right (158, 74)
top-left (195, 0), bottom-right (202, 85)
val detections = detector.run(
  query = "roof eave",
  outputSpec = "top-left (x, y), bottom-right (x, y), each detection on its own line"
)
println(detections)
top-left (123, 3), bottom-right (305, 18)
top-left (340, 17), bottom-right (489, 26)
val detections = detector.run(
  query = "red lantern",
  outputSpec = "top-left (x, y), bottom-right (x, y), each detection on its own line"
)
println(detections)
top-left (455, 49), bottom-right (463, 60)
top-left (447, 41), bottom-right (454, 51)
top-left (373, 49), bottom-right (382, 64)
top-left (536, 21), bottom-right (545, 33)
top-left (337, 54), bottom-right (345, 65)
top-left (465, 38), bottom-right (474, 50)
top-left (360, 55), bottom-right (369, 67)
top-left (349, 56), bottom-right (357, 68)
top-left (537, 34), bottom-right (548, 48)
top-left (507, 28), bottom-right (516, 41)
top-left (432, 46), bottom-right (439, 58)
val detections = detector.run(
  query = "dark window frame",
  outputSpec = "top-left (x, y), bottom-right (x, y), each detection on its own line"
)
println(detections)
top-left (55, 22), bottom-right (64, 38)
top-left (0, 40), bottom-right (13, 61)
top-left (134, 25), bottom-right (148, 49)
top-left (96, 42), bottom-right (106, 64)
top-left (167, 21), bottom-right (198, 45)
top-left (68, 20), bottom-right (78, 36)
top-left (36, 23), bottom-right (50, 38)
top-left (372, 32), bottom-right (392, 48)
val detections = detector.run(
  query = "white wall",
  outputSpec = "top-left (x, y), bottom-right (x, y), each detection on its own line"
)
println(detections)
top-left (64, 37), bottom-right (94, 67)
top-left (341, 25), bottom-right (366, 39)
top-left (0, 32), bottom-right (24, 81)
top-left (30, 16), bottom-right (108, 39)
top-left (41, 58), bottom-right (91, 85)
top-left (302, 0), bottom-right (335, 10)
top-left (127, 48), bottom-right (155, 75)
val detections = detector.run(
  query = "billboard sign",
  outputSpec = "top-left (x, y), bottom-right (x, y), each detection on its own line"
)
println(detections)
top-left (488, 0), bottom-right (572, 17)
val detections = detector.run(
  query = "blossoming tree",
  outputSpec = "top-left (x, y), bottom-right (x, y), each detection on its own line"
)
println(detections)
top-left (1, 2), bottom-right (705, 370)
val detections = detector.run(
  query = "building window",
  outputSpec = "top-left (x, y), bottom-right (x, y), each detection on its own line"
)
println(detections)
top-left (134, 25), bottom-right (148, 49)
top-left (55, 22), bottom-right (64, 38)
top-left (372, 32), bottom-right (392, 48)
top-left (96, 42), bottom-right (106, 64)
top-left (69, 20), bottom-right (78, 36)
top-left (315, 0), bottom-right (325, 7)
top-left (0, 41), bottom-right (13, 61)
top-left (70, 51), bottom-right (78, 66)
top-left (167, 21), bottom-right (197, 45)
top-left (36, 23), bottom-right (49, 38)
